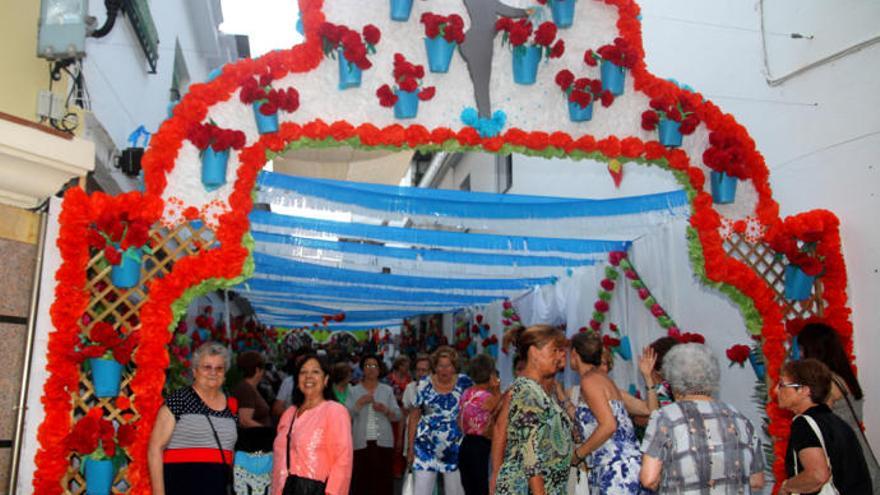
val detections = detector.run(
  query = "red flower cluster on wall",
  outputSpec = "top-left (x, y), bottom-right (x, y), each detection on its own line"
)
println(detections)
top-left (87, 209), bottom-right (153, 265)
top-left (702, 128), bottom-right (752, 179)
top-left (766, 217), bottom-right (826, 276)
top-left (496, 18), bottom-right (565, 57)
top-left (376, 53), bottom-right (436, 106)
top-left (71, 322), bottom-right (140, 365)
top-left (68, 407), bottom-right (136, 459)
top-left (555, 70), bottom-right (615, 108)
top-left (641, 94), bottom-right (701, 134)
top-left (319, 22), bottom-right (380, 70)
top-left (188, 122), bottom-right (247, 152)
top-left (726, 344), bottom-right (751, 366)
top-left (239, 69), bottom-right (300, 115)
top-left (584, 37), bottom-right (639, 69)
top-left (420, 12), bottom-right (465, 43)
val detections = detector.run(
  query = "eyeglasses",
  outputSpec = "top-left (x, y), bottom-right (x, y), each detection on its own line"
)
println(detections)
top-left (364, 364), bottom-right (379, 369)
top-left (198, 364), bottom-right (225, 374)
top-left (776, 381), bottom-right (802, 390)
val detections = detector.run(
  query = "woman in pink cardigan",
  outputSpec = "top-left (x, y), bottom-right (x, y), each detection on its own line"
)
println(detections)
top-left (273, 353), bottom-right (353, 495)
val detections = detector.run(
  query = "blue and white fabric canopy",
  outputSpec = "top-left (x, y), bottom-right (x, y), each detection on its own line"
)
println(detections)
top-left (239, 171), bottom-right (689, 331)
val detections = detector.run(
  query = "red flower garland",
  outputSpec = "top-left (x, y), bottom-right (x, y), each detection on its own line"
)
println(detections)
top-left (38, 1), bottom-right (853, 494)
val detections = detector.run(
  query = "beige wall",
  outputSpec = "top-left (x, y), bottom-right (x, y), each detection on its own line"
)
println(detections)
top-left (0, 2), bottom-right (66, 122)
top-left (0, 234), bottom-right (37, 493)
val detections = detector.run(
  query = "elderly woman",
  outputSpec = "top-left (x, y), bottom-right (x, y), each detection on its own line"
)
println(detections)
top-left (639, 343), bottom-right (764, 493)
top-left (148, 342), bottom-right (237, 495)
top-left (346, 354), bottom-right (402, 495)
top-left (272, 352), bottom-right (353, 495)
top-left (495, 325), bottom-right (572, 495)
top-left (777, 359), bottom-right (872, 494)
top-left (407, 346), bottom-right (474, 495)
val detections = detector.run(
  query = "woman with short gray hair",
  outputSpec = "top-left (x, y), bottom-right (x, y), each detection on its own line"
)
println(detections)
top-left (639, 343), bottom-right (765, 493)
top-left (148, 341), bottom-right (238, 495)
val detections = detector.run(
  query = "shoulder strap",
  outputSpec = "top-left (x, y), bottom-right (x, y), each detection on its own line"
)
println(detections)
top-left (204, 414), bottom-right (228, 466)
top-left (286, 408), bottom-right (298, 473)
top-left (795, 414), bottom-right (839, 494)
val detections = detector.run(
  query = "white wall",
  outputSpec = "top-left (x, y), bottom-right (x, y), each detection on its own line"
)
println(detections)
top-left (82, 0), bottom-right (237, 150)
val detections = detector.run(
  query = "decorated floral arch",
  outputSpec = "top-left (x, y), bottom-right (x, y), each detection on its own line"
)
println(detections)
top-left (35, 0), bottom-right (852, 493)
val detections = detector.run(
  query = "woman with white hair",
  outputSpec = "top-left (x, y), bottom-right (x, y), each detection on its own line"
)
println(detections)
top-left (639, 343), bottom-right (765, 493)
top-left (148, 342), bottom-right (238, 495)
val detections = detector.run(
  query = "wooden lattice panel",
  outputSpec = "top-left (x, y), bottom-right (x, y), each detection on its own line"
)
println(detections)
top-left (63, 221), bottom-right (216, 494)
top-left (723, 233), bottom-right (825, 321)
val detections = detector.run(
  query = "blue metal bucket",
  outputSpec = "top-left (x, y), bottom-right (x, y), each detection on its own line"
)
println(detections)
top-left (512, 46), bottom-right (542, 85)
top-left (784, 265), bottom-right (815, 301)
top-left (568, 100), bottom-right (594, 122)
top-left (337, 51), bottom-right (362, 90)
top-left (89, 358), bottom-right (123, 398)
top-left (394, 89), bottom-right (420, 119)
top-left (110, 247), bottom-right (143, 289)
top-left (252, 102), bottom-right (279, 134)
top-left (550, 0), bottom-right (576, 28)
top-left (424, 37), bottom-right (456, 73)
top-left (658, 118), bottom-right (683, 147)
top-left (201, 148), bottom-right (229, 190)
top-left (390, 0), bottom-right (413, 21)
top-left (600, 60), bottom-right (625, 95)
top-left (710, 171), bottom-right (738, 204)
top-left (84, 458), bottom-right (115, 495)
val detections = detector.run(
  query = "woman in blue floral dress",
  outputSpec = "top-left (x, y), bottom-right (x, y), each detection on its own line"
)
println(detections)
top-left (496, 325), bottom-right (572, 495)
top-left (570, 333), bottom-right (644, 494)
top-left (407, 346), bottom-right (473, 495)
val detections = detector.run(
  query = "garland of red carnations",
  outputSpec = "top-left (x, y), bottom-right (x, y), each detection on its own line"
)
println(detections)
top-left (28, 0), bottom-right (850, 493)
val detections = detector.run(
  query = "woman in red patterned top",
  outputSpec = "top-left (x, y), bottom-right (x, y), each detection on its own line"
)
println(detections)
top-left (458, 354), bottom-right (501, 495)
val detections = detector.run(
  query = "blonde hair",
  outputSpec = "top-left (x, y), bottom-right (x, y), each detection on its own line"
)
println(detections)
top-left (430, 345), bottom-right (459, 372)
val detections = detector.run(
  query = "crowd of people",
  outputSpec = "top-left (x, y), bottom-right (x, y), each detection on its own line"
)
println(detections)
top-left (146, 321), bottom-right (877, 495)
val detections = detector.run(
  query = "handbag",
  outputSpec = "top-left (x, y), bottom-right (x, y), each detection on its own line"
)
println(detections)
top-left (792, 414), bottom-right (839, 495)
top-left (281, 409), bottom-right (327, 495)
top-left (401, 466), bottom-right (415, 495)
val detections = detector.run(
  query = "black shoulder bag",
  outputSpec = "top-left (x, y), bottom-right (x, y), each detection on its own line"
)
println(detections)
top-left (282, 409), bottom-right (327, 495)
top-left (205, 414), bottom-right (234, 495)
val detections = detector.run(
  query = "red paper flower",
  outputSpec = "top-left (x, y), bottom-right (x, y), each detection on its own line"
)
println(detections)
top-left (594, 300), bottom-right (610, 313)
top-left (420, 13), bottom-right (465, 44)
top-left (600, 279), bottom-right (615, 291)
top-left (726, 344), bottom-right (751, 365)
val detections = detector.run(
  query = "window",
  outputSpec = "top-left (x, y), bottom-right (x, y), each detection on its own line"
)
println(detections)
top-left (122, 0), bottom-right (160, 73)
top-left (496, 154), bottom-right (513, 193)
top-left (170, 40), bottom-right (190, 102)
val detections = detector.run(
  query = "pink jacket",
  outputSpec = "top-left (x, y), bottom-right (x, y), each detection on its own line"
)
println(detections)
top-left (272, 401), bottom-right (353, 495)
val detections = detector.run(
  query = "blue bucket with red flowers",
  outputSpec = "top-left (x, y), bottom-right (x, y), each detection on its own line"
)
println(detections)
top-left (84, 458), bottom-right (115, 495)
top-left (550, 0), bottom-right (576, 28)
top-left (110, 246), bottom-right (143, 289)
top-left (512, 46), bottom-right (542, 85)
top-left (748, 349), bottom-right (766, 381)
top-left (390, 0), bottom-right (413, 21)
top-left (89, 358), bottom-right (123, 398)
top-left (784, 264), bottom-right (815, 301)
top-left (710, 171), bottom-right (738, 204)
top-left (201, 148), bottom-right (229, 190)
top-left (394, 89), bottom-right (420, 119)
top-left (252, 101), bottom-right (279, 134)
top-left (568, 101), bottom-right (594, 122)
top-left (425, 37), bottom-right (456, 73)
top-left (600, 60), bottom-right (625, 95)
top-left (337, 50), bottom-right (362, 90)
top-left (658, 118), bottom-right (683, 147)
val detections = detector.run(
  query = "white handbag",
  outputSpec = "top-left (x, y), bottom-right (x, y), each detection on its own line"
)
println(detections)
top-left (792, 414), bottom-right (839, 495)
top-left (401, 467), bottom-right (415, 495)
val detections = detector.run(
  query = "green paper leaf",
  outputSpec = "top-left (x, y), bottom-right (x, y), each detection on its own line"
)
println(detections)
top-left (605, 266), bottom-right (619, 280)
top-left (630, 280), bottom-right (645, 289)
top-left (598, 291), bottom-right (612, 301)
top-left (592, 312), bottom-right (605, 323)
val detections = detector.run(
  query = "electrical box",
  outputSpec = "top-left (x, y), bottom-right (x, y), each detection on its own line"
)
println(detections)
top-left (37, 0), bottom-right (88, 60)
top-left (37, 89), bottom-right (66, 120)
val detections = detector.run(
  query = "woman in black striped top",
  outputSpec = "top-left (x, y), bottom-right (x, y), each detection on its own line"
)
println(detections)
top-left (148, 342), bottom-right (238, 495)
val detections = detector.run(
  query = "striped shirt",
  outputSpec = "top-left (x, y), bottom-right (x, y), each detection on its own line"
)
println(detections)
top-left (165, 387), bottom-right (238, 461)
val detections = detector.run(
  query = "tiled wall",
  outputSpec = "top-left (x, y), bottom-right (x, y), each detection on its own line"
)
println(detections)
top-left (0, 237), bottom-right (36, 492)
